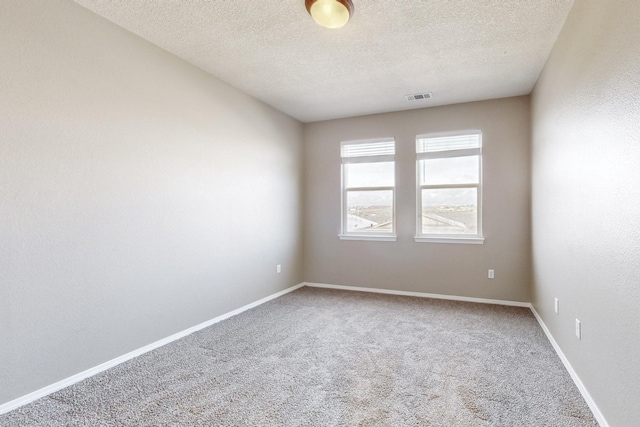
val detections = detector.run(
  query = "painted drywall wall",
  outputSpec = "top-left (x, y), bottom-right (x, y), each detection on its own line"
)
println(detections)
top-left (531, 0), bottom-right (640, 425)
top-left (0, 0), bottom-right (303, 405)
top-left (303, 97), bottom-right (531, 302)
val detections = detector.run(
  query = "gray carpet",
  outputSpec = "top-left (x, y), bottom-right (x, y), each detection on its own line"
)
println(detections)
top-left (1, 287), bottom-right (598, 426)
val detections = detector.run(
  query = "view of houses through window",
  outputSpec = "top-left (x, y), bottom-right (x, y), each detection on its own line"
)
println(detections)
top-left (340, 132), bottom-right (482, 240)
top-left (341, 139), bottom-right (395, 236)
top-left (417, 131), bottom-right (482, 237)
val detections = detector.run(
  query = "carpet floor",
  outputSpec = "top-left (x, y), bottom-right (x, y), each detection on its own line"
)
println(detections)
top-left (1, 287), bottom-right (598, 426)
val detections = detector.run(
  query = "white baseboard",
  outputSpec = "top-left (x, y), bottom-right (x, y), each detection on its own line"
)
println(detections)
top-left (304, 282), bottom-right (530, 307)
top-left (0, 282), bottom-right (306, 416)
top-left (528, 306), bottom-right (608, 427)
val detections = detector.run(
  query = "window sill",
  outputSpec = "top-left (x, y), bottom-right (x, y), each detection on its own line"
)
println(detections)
top-left (339, 234), bottom-right (397, 242)
top-left (414, 236), bottom-right (485, 245)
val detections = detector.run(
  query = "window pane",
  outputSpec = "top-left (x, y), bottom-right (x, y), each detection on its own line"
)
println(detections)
top-left (346, 190), bottom-right (393, 233)
top-left (420, 156), bottom-right (479, 185)
top-left (421, 188), bottom-right (477, 235)
top-left (345, 162), bottom-right (394, 188)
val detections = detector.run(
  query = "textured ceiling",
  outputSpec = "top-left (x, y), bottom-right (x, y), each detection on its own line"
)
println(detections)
top-left (74, 0), bottom-right (575, 123)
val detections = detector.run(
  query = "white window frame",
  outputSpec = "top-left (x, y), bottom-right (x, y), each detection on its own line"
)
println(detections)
top-left (415, 130), bottom-right (484, 244)
top-left (339, 137), bottom-right (397, 242)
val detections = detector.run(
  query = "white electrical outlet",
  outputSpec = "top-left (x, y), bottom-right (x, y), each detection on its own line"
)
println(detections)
top-left (554, 298), bottom-right (559, 314)
top-left (575, 319), bottom-right (581, 340)
top-left (276, 264), bottom-right (281, 274)
top-left (488, 269), bottom-right (494, 279)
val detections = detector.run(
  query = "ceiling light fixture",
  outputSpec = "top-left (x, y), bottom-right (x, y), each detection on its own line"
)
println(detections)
top-left (305, 0), bottom-right (354, 29)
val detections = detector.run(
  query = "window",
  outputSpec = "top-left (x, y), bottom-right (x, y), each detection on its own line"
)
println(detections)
top-left (415, 131), bottom-right (483, 244)
top-left (340, 138), bottom-right (396, 241)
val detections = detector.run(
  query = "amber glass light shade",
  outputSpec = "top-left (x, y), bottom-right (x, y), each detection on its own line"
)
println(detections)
top-left (305, 0), bottom-right (354, 29)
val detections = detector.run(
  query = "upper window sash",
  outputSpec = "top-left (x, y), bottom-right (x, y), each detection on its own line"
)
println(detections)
top-left (416, 130), bottom-right (482, 152)
top-left (341, 138), bottom-right (395, 164)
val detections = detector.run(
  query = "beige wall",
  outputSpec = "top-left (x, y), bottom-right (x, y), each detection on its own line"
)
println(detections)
top-left (0, 0), bottom-right (303, 405)
top-left (5, 0), bottom-right (636, 421)
top-left (531, 0), bottom-right (640, 425)
top-left (303, 97), bottom-right (531, 302)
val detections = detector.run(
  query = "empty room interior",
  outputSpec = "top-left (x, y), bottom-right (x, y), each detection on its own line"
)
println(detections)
top-left (1, 0), bottom-right (638, 426)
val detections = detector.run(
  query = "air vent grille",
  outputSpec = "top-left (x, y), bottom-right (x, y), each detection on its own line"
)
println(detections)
top-left (406, 92), bottom-right (433, 101)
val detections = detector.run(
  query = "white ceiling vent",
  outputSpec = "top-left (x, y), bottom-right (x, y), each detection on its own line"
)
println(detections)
top-left (406, 92), bottom-right (433, 101)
